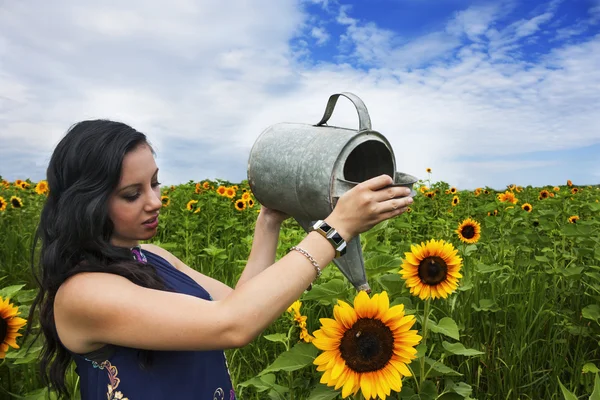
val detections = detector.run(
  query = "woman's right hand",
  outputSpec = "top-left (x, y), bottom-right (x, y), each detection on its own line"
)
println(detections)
top-left (325, 174), bottom-right (413, 241)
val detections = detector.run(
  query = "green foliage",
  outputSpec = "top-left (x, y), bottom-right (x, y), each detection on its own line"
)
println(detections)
top-left (1, 178), bottom-right (600, 399)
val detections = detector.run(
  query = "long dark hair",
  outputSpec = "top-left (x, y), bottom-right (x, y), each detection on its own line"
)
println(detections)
top-left (25, 120), bottom-right (166, 398)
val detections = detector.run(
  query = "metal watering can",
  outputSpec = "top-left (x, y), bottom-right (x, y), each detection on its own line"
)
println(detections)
top-left (247, 92), bottom-right (416, 292)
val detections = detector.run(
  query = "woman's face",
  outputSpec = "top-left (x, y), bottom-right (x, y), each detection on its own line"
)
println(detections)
top-left (108, 144), bottom-right (162, 248)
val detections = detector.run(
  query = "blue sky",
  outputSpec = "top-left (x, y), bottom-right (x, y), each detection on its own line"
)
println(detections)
top-left (0, 0), bottom-right (599, 190)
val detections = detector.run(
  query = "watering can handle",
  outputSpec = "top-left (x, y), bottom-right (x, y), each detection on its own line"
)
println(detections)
top-left (315, 92), bottom-right (372, 132)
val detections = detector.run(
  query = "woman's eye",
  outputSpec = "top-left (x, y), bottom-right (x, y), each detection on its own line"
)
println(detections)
top-left (123, 193), bottom-right (140, 202)
top-left (152, 181), bottom-right (161, 187)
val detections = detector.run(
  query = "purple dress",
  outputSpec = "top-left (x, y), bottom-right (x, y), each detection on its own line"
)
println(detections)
top-left (72, 248), bottom-right (236, 399)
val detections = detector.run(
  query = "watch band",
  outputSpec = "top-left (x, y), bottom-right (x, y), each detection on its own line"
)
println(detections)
top-left (310, 220), bottom-right (347, 258)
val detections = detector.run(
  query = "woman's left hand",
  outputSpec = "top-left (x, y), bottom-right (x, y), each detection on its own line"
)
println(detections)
top-left (259, 206), bottom-right (291, 226)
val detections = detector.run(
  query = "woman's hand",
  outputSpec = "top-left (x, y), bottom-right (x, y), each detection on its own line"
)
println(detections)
top-left (325, 174), bottom-right (413, 241)
top-left (258, 205), bottom-right (291, 227)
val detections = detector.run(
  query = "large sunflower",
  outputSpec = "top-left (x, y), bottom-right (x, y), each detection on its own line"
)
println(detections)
top-left (10, 196), bottom-right (23, 208)
top-left (539, 190), bottom-right (550, 200)
top-left (400, 239), bottom-right (462, 300)
top-left (0, 197), bottom-right (6, 212)
top-left (456, 218), bottom-right (481, 244)
top-left (225, 187), bottom-right (236, 198)
top-left (1, 297), bottom-right (28, 359)
top-left (451, 196), bottom-right (459, 206)
top-left (216, 186), bottom-right (227, 196)
top-left (312, 291), bottom-right (421, 399)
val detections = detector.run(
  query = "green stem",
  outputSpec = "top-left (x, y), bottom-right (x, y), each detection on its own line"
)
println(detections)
top-left (419, 298), bottom-right (432, 392)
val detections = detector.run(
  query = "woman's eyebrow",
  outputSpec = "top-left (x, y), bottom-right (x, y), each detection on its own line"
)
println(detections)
top-left (117, 168), bottom-right (159, 192)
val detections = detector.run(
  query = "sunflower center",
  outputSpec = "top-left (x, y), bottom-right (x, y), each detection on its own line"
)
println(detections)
top-left (11, 199), bottom-right (21, 208)
top-left (418, 256), bottom-right (448, 285)
top-left (339, 318), bottom-right (394, 372)
top-left (0, 317), bottom-right (7, 342)
top-left (461, 226), bottom-right (475, 239)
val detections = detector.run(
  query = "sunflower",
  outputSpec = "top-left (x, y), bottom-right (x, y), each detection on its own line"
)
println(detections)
top-left (14, 179), bottom-right (23, 186)
top-left (186, 199), bottom-right (199, 212)
top-left (10, 196), bottom-right (22, 208)
top-left (568, 215), bottom-right (579, 224)
top-left (312, 291), bottom-right (421, 399)
top-left (571, 188), bottom-right (579, 194)
top-left (516, 186), bottom-right (523, 193)
top-left (539, 190), bottom-right (550, 200)
top-left (456, 218), bottom-right (481, 244)
top-left (0, 197), bottom-right (6, 212)
top-left (400, 239), bottom-right (463, 300)
top-left (553, 186), bottom-right (560, 192)
top-left (497, 191), bottom-right (518, 204)
top-left (425, 191), bottom-right (436, 199)
top-left (194, 183), bottom-right (203, 194)
top-left (474, 188), bottom-right (482, 196)
top-left (451, 196), bottom-right (459, 206)
top-left (567, 180), bottom-right (573, 187)
top-left (241, 192), bottom-right (251, 201)
top-left (0, 297), bottom-right (28, 359)
top-left (450, 187), bottom-right (457, 194)
top-left (487, 209), bottom-right (499, 217)
top-left (508, 184), bottom-right (516, 191)
top-left (225, 187), bottom-right (236, 198)
top-left (234, 199), bottom-right (246, 211)
top-left (216, 186), bottom-right (227, 196)
top-left (202, 181), bottom-right (210, 190)
top-left (419, 186), bottom-right (429, 194)
top-left (521, 203), bottom-right (532, 212)
top-left (247, 199), bottom-right (255, 208)
top-left (35, 180), bottom-right (49, 195)
top-left (161, 195), bottom-right (170, 207)
top-left (483, 189), bottom-right (490, 195)
top-left (406, 207), bottom-right (412, 213)
top-left (426, 168), bottom-right (431, 173)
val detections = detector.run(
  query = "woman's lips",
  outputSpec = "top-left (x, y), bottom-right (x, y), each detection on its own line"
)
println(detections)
top-left (143, 216), bottom-right (159, 228)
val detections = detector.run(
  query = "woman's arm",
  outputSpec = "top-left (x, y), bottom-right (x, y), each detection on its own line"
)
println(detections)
top-left (234, 207), bottom-right (287, 289)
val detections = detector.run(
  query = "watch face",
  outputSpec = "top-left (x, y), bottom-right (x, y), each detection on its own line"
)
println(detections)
top-left (329, 231), bottom-right (343, 245)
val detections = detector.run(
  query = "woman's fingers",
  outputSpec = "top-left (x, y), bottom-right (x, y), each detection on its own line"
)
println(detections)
top-left (380, 195), bottom-right (413, 214)
top-left (359, 174), bottom-right (394, 191)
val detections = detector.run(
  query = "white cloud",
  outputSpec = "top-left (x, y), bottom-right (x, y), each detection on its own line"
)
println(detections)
top-left (311, 27), bottom-right (330, 45)
top-left (0, 0), bottom-right (599, 190)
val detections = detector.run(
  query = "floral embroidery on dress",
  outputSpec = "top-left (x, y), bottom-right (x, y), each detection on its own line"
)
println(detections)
top-left (90, 360), bottom-right (130, 400)
top-left (212, 388), bottom-right (236, 400)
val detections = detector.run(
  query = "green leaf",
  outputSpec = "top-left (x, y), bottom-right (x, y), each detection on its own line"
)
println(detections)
top-left (557, 378), bottom-right (578, 400)
top-left (302, 279), bottom-right (348, 305)
top-left (472, 299), bottom-right (500, 312)
top-left (376, 273), bottom-right (406, 298)
top-left (583, 363), bottom-right (600, 374)
top-left (475, 264), bottom-right (505, 274)
top-left (424, 357), bottom-right (463, 376)
top-left (560, 267), bottom-right (585, 277)
top-left (442, 341), bottom-right (484, 356)
top-left (365, 254), bottom-right (401, 275)
top-left (238, 374), bottom-right (279, 392)
top-left (582, 304), bottom-right (600, 323)
top-left (259, 342), bottom-right (318, 375)
top-left (462, 244), bottom-right (478, 256)
top-left (447, 381), bottom-right (473, 397)
top-left (535, 255), bottom-right (550, 262)
top-left (0, 284), bottom-right (26, 300)
top-left (590, 373), bottom-right (600, 400)
top-left (415, 343), bottom-right (427, 358)
top-left (306, 384), bottom-right (341, 400)
top-left (420, 380), bottom-right (438, 400)
top-left (429, 317), bottom-right (460, 340)
top-left (263, 333), bottom-right (288, 345)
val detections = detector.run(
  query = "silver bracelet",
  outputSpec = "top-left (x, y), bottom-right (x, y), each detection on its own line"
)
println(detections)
top-left (290, 246), bottom-right (322, 279)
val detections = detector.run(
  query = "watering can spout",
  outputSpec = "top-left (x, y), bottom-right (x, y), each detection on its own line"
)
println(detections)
top-left (295, 218), bottom-right (371, 293)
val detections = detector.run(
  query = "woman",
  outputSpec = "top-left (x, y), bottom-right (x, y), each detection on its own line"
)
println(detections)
top-left (27, 119), bottom-right (413, 399)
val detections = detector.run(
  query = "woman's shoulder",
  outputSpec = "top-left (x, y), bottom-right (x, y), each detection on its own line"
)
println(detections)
top-left (140, 243), bottom-right (183, 271)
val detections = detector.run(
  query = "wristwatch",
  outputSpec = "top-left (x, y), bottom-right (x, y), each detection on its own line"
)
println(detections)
top-left (310, 220), bottom-right (347, 258)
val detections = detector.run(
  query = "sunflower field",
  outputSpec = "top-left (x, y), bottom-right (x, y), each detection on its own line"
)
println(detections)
top-left (1, 175), bottom-right (599, 399)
